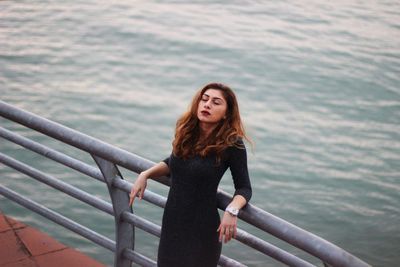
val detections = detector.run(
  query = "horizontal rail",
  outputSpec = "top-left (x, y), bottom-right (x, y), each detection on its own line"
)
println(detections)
top-left (0, 126), bottom-right (104, 182)
top-left (0, 151), bottom-right (160, 240)
top-left (0, 100), bottom-right (164, 183)
top-left (0, 126), bottom-right (168, 210)
top-left (218, 255), bottom-right (246, 267)
top-left (122, 212), bottom-right (161, 238)
top-left (235, 229), bottom-right (314, 267)
top-left (112, 177), bottom-right (167, 208)
top-left (122, 249), bottom-right (157, 267)
top-left (217, 191), bottom-right (370, 267)
top-left (0, 184), bottom-right (115, 251)
top-left (0, 152), bottom-right (111, 215)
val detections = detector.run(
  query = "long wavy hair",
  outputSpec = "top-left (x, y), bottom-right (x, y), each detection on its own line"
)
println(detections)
top-left (172, 82), bottom-right (253, 163)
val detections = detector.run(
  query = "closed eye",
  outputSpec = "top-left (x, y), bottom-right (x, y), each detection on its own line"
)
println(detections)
top-left (201, 94), bottom-right (224, 105)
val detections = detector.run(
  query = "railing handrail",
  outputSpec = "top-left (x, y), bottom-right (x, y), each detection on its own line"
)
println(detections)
top-left (0, 100), bottom-right (371, 267)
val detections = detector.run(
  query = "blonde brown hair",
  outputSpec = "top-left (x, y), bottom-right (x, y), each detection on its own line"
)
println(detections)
top-left (173, 82), bottom-right (253, 163)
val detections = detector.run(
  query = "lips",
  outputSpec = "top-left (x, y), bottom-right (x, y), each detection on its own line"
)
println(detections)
top-left (201, 110), bottom-right (211, 116)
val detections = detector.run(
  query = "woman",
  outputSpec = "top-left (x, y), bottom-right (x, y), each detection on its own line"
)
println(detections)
top-left (129, 82), bottom-right (253, 267)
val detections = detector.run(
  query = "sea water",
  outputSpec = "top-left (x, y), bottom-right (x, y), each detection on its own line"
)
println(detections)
top-left (1, 1), bottom-right (399, 266)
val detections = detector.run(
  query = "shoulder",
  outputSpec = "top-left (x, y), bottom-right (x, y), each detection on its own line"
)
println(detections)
top-left (225, 136), bottom-right (246, 160)
top-left (229, 136), bottom-right (246, 150)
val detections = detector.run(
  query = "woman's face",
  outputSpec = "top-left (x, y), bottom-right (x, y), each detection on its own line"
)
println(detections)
top-left (197, 89), bottom-right (227, 125)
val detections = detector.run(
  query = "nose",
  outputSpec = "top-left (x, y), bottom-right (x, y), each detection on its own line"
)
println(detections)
top-left (204, 100), bottom-right (211, 109)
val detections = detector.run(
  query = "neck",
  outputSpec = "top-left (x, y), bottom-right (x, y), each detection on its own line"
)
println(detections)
top-left (198, 122), bottom-right (218, 139)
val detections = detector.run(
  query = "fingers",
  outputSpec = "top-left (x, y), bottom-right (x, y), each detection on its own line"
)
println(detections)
top-left (139, 188), bottom-right (144, 200)
top-left (129, 176), bottom-right (148, 206)
top-left (224, 227), bottom-right (231, 243)
top-left (129, 188), bottom-right (137, 206)
top-left (129, 186), bottom-right (141, 206)
top-left (218, 212), bottom-right (238, 243)
top-left (217, 225), bottom-right (236, 243)
top-left (217, 225), bottom-right (224, 243)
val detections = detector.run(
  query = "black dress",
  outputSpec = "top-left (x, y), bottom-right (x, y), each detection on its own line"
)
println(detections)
top-left (157, 141), bottom-right (252, 267)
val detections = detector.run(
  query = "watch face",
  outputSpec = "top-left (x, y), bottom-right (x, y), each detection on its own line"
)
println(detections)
top-left (227, 207), bottom-right (239, 215)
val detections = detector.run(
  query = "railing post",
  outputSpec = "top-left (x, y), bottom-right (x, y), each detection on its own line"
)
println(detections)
top-left (92, 155), bottom-right (134, 267)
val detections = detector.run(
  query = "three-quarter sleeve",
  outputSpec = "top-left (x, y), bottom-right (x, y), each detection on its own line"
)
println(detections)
top-left (228, 139), bottom-right (252, 204)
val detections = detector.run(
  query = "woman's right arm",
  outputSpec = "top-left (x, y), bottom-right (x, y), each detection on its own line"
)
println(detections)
top-left (129, 161), bottom-right (170, 206)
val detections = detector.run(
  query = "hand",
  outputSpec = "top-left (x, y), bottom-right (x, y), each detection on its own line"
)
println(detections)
top-left (129, 172), bottom-right (148, 206)
top-left (217, 211), bottom-right (238, 243)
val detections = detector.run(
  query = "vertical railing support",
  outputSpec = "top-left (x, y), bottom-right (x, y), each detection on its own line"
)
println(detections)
top-left (92, 155), bottom-right (134, 267)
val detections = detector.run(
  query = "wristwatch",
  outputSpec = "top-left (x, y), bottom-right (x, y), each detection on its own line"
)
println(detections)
top-left (225, 206), bottom-right (239, 216)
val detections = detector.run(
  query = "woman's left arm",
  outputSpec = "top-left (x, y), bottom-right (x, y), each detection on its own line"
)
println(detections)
top-left (217, 141), bottom-right (252, 243)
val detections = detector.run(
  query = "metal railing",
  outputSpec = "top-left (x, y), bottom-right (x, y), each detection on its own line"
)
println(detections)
top-left (0, 100), bottom-right (371, 267)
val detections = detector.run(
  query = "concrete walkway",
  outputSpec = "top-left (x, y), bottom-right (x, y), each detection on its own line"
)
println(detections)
top-left (0, 211), bottom-right (107, 267)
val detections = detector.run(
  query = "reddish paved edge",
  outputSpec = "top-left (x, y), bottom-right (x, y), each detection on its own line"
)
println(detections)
top-left (0, 211), bottom-right (108, 267)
